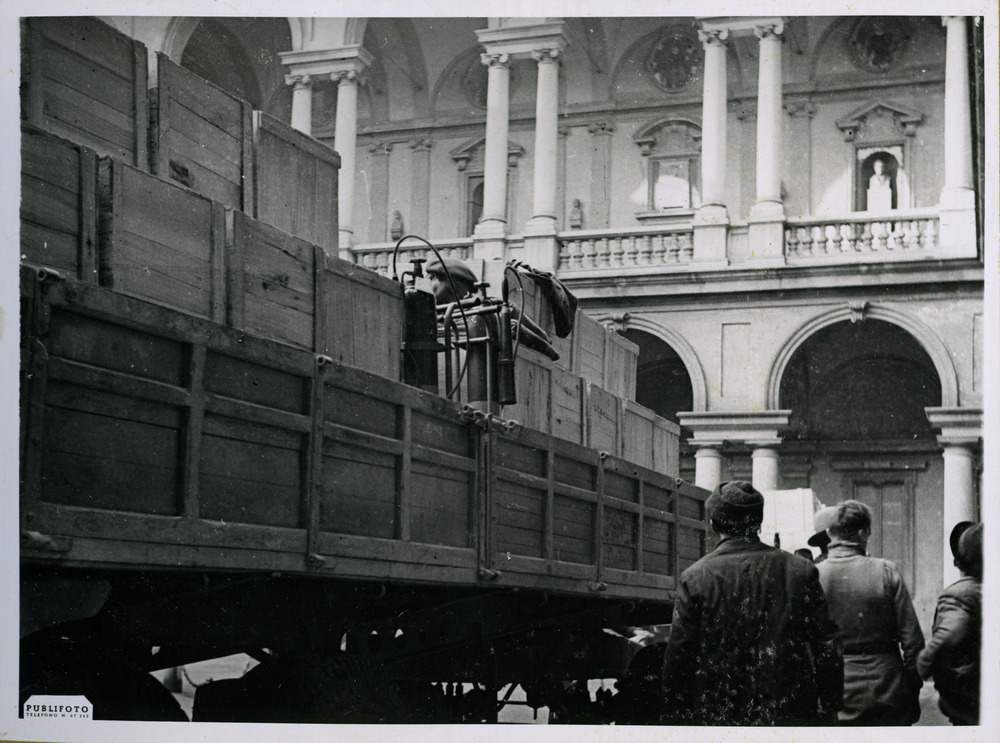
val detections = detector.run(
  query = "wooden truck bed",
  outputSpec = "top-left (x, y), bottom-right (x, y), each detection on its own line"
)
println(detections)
top-left (21, 267), bottom-right (707, 603)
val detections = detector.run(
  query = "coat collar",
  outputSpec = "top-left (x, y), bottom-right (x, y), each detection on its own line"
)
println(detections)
top-left (827, 541), bottom-right (866, 557)
top-left (713, 535), bottom-right (769, 555)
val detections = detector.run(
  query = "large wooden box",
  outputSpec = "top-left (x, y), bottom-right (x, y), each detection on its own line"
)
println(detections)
top-left (322, 258), bottom-right (403, 379)
top-left (150, 54), bottom-right (254, 212)
top-left (21, 17), bottom-right (148, 167)
top-left (229, 211), bottom-right (324, 351)
top-left (253, 112), bottom-right (339, 255)
top-left (97, 157), bottom-right (225, 320)
top-left (20, 125), bottom-right (98, 281)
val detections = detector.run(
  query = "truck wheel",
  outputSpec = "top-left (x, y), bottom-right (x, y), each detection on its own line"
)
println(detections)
top-left (193, 650), bottom-right (402, 723)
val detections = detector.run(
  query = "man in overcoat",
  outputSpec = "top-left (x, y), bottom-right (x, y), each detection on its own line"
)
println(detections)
top-left (918, 522), bottom-right (982, 725)
top-left (660, 481), bottom-right (844, 725)
top-left (816, 500), bottom-right (925, 725)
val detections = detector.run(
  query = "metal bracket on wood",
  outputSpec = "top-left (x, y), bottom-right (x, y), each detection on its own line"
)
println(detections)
top-left (478, 568), bottom-right (502, 581)
top-left (589, 581), bottom-right (608, 592)
top-left (21, 531), bottom-right (72, 553)
top-left (459, 406), bottom-right (519, 435)
top-left (306, 552), bottom-right (327, 568)
top-left (34, 267), bottom-right (64, 284)
top-left (315, 354), bottom-right (334, 369)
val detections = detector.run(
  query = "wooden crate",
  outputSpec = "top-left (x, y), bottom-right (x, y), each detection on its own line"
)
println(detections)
top-left (322, 256), bottom-right (403, 379)
top-left (253, 112), bottom-right (339, 255)
top-left (97, 157), bottom-right (225, 320)
top-left (229, 211), bottom-right (324, 351)
top-left (21, 17), bottom-right (147, 167)
top-left (150, 54), bottom-right (253, 212)
top-left (20, 124), bottom-right (98, 281)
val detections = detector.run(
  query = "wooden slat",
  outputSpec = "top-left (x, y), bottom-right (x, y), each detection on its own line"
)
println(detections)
top-left (397, 405), bottom-right (412, 541)
top-left (179, 346), bottom-right (206, 518)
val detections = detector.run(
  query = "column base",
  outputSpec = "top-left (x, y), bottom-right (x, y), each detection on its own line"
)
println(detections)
top-left (937, 189), bottom-right (977, 258)
top-left (338, 230), bottom-right (354, 262)
top-left (693, 205), bottom-right (730, 265)
top-left (521, 231), bottom-right (559, 272)
top-left (747, 202), bottom-right (786, 265)
top-left (473, 219), bottom-right (508, 262)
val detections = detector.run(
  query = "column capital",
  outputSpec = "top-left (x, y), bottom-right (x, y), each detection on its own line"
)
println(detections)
top-left (531, 48), bottom-right (561, 64)
top-left (926, 406), bottom-right (983, 447)
top-left (368, 142), bottom-right (393, 157)
top-left (280, 45), bottom-right (373, 81)
top-left (679, 411), bottom-right (791, 448)
top-left (697, 28), bottom-right (730, 47)
top-left (480, 52), bottom-right (511, 69)
top-left (331, 68), bottom-right (365, 85)
top-left (410, 137), bottom-right (432, 153)
top-left (476, 21), bottom-right (567, 60)
top-left (754, 21), bottom-right (785, 40)
top-left (284, 73), bottom-right (313, 88)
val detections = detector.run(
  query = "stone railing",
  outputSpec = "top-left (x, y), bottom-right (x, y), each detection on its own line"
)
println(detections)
top-left (352, 237), bottom-right (474, 276)
top-left (784, 210), bottom-right (940, 261)
top-left (557, 225), bottom-right (695, 271)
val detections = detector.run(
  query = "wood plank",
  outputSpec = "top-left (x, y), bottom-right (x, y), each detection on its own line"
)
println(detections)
top-left (47, 310), bottom-right (184, 384)
top-left (20, 223), bottom-right (78, 274)
top-left (78, 147), bottom-right (98, 283)
top-left (323, 385), bottom-right (397, 438)
top-left (32, 501), bottom-right (306, 552)
top-left (162, 116), bottom-right (242, 181)
top-left (202, 413), bottom-right (303, 449)
top-left (39, 44), bottom-right (136, 118)
top-left (203, 351), bottom-right (306, 413)
top-left (36, 17), bottom-right (136, 78)
top-left (47, 359), bottom-right (188, 410)
top-left (21, 173), bottom-right (82, 234)
top-left (131, 36), bottom-right (148, 170)
top-left (179, 345), bottom-right (206, 518)
top-left (160, 54), bottom-right (246, 134)
top-left (114, 231), bottom-right (212, 292)
top-left (21, 129), bottom-right (82, 190)
top-left (242, 292), bottom-right (313, 349)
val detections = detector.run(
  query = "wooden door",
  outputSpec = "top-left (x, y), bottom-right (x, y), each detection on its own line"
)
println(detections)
top-left (842, 471), bottom-right (915, 590)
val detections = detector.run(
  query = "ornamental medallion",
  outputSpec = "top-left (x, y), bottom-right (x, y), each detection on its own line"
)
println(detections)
top-left (846, 17), bottom-right (914, 74)
top-left (645, 27), bottom-right (701, 94)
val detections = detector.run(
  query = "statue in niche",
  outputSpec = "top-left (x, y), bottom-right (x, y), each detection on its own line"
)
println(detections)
top-left (390, 210), bottom-right (404, 241)
top-left (569, 199), bottom-right (584, 229)
top-left (866, 159), bottom-right (893, 212)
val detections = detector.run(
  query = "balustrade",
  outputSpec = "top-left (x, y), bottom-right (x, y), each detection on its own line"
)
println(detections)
top-left (352, 240), bottom-right (474, 276)
top-left (558, 227), bottom-right (694, 271)
top-left (785, 212), bottom-right (939, 260)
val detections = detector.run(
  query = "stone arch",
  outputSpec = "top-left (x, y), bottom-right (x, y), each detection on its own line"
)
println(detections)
top-left (162, 17), bottom-right (201, 62)
top-left (765, 304), bottom-right (959, 410)
top-left (595, 315), bottom-right (707, 413)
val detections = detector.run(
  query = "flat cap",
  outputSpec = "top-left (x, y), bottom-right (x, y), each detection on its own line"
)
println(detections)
top-left (425, 257), bottom-right (476, 286)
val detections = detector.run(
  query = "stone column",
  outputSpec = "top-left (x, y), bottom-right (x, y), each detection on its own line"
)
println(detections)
top-left (287, 75), bottom-right (313, 135)
top-left (938, 16), bottom-right (977, 257)
top-left (334, 68), bottom-right (362, 258)
top-left (693, 27), bottom-right (730, 265)
top-left (784, 101), bottom-right (815, 218)
top-left (523, 48), bottom-right (562, 270)
top-left (748, 21), bottom-right (786, 264)
top-left (409, 138), bottom-right (432, 238)
top-left (475, 52), bottom-right (511, 250)
top-left (751, 447), bottom-right (780, 492)
top-left (927, 407), bottom-right (982, 586)
top-left (367, 142), bottom-right (392, 244)
top-left (694, 447), bottom-right (723, 491)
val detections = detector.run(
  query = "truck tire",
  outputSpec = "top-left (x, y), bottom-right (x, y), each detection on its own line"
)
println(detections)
top-left (193, 650), bottom-right (402, 723)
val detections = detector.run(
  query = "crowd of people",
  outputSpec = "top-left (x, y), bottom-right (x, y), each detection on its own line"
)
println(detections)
top-left (659, 481), bottom-right (983, 726)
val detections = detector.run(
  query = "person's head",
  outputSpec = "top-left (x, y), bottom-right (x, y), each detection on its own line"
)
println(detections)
top-left (425, 258), bottom-right (476, 303)
top-left (955, 523), bottom-right (983, 580)
top-left (807, 506), bottom-right (838, 554)
top-left (873, 158), bottom-right (885, 175)
top-left (706, 481), bottom-right (764, 538)
top-left (828, 500), bottom-right (872, 546)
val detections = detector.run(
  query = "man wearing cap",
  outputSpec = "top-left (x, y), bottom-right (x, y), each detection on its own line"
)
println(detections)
top-left (808, 506), bottom-right (838, 563)
top-left (918, 522), bottom-right (982, 725)
top-left (424, 257), bottom-right (477, 304)
top-left (816, 500), bottom-right (924, 725)
top-left (660, 481), bottom-right (843, 726)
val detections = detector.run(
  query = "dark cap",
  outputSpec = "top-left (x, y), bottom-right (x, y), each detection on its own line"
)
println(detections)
top-left (706, 481), bottom-right (764, 535)
top-left (956, 523), bottom-right (983, 578)
top-left (425, 258), bottom-right (477, 287)
top-left (949, 521), bottom-right (975, 561)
